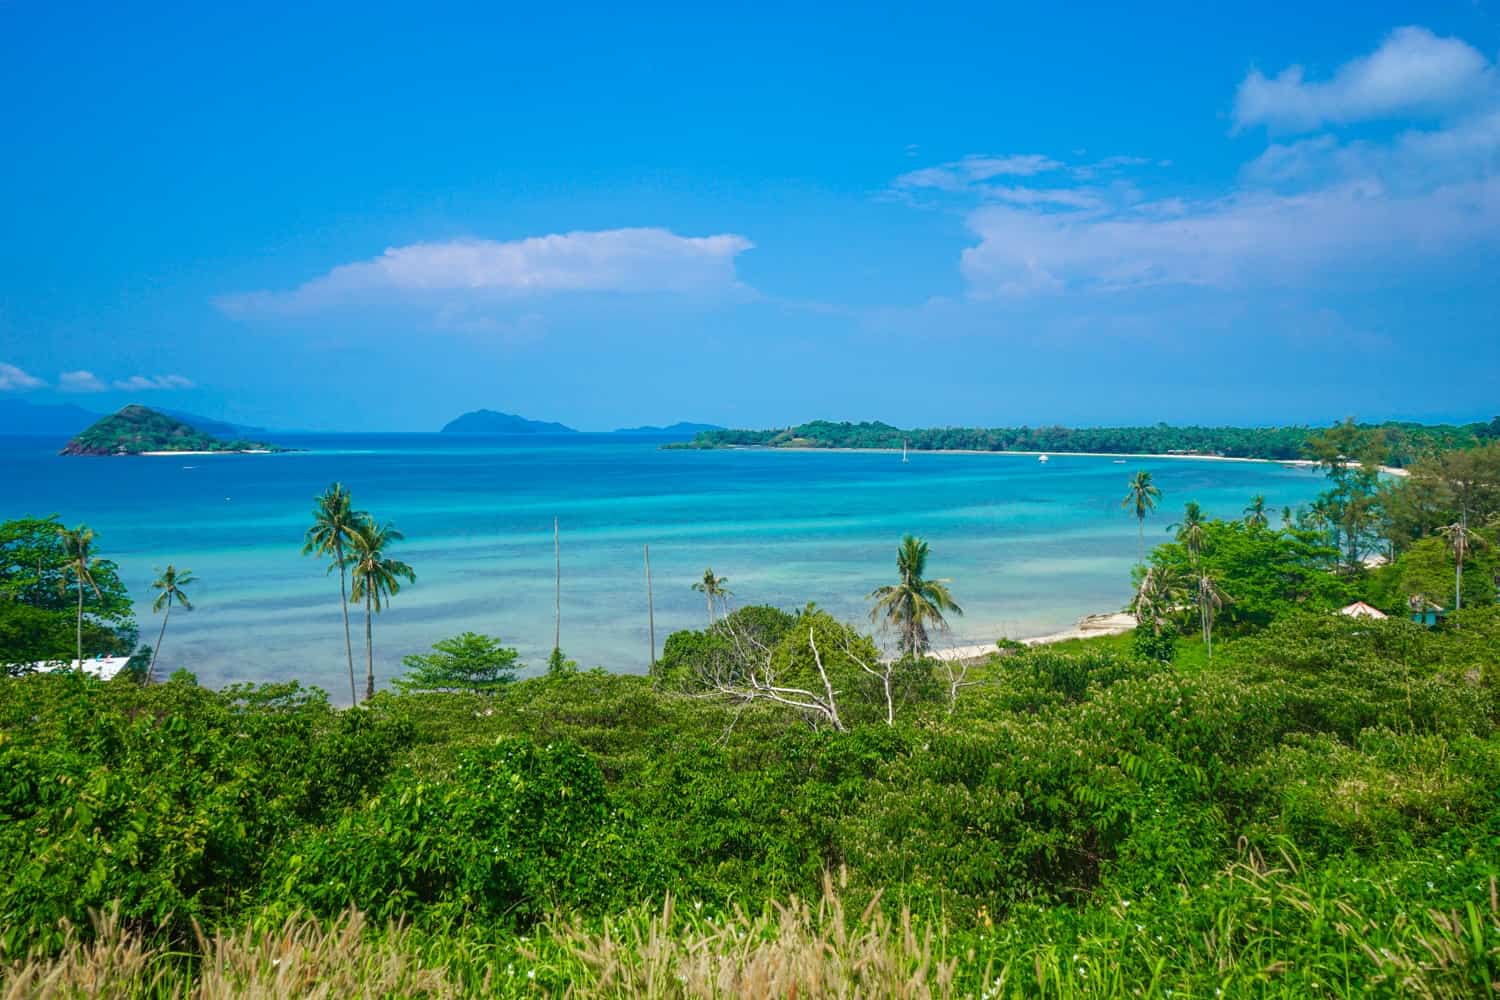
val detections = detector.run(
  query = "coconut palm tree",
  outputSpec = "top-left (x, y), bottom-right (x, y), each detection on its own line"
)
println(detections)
top-left (1243, 495), bottom-right (1269, 528)
top-left (691, 567), bottom-right (732, 626)
top-left (57, 525), bottom-right (102, 671)
top-left (868, 534), bottom-right (962, 658)
top-left (1438, 515), bottom-right (1486, 612)
top-left (1194, 572), bottom-right (1228, 660)
top-left (347, 518), bottom-right (416, 702)
top-left (302, 483), bottom-right (366, 705)
top-left (1172, 501), bottom-right (1208, 565)
top-left (1131, 565), bottom-right (1180, 631)
top-left (148, 565), bottom-right (195, 682)
top-left (1120, 471), bottom-right (1163, 567)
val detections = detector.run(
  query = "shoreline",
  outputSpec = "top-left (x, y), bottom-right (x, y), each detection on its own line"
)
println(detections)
top-left (700, 445), bottom-right (1411, 477)
top-left (925, 612), bottom-right (1139, 662)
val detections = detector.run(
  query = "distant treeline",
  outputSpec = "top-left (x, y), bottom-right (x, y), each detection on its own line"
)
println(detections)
top-left (671, 418), bottom-right (1500, 466)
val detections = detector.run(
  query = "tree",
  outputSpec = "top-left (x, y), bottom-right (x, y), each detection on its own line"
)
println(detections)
top-left (148, 565), bottom-right (195, 682)
top-left (347, 518), bottom-right (415, 702)
top-left (1121, 471), bottom-right (1163, 566)
top-left (302, 483), bottom-right (367, 705)
top-left (57, 525), bottom-right (103, 671)
top-left (1438, 516), bottom-right (1486, 613)
top-left (1243, 495), bottom-right (1268, 528)
top-left (1194, 572), bottom-right (1228, 660)
top-left (868, 535), bottom-right (962, 658)
top-left (690, 567), bottom-right (732, 626)
top-left (0, 516), bottom-right (135, 668)
top-left (396, 632), bottom-right (519, 694)
top-left (1172, 501), bottom-right (1208, 565)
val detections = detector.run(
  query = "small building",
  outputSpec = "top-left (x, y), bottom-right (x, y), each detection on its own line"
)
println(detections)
top-left (1338, 601), bottom-right (1388, 620)
top-left (1407, 595), bottom-right (1445, 627)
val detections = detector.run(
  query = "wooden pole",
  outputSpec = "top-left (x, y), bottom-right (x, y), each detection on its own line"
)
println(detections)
top-left (644, 543), bottom-right (656, 674)
top-left (553, 516), bottom-right (561, 653)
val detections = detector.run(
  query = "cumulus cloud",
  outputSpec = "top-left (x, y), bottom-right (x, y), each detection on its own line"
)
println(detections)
top-left (112, 374), bottom-right (195, 391)
top-left (0, 363), bottom-right (44, 391)
top-left (920, 26), bottom-right (1500, 298)
top-left (59, 370), bottom-right (107, 393)
top-left (219, 228), bottom-right (754, 315)
top-left (1234, 26), bottom-right (1494, 133)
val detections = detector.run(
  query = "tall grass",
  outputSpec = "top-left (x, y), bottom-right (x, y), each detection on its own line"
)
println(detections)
top-left (9, 856), bottom-right (1492, 998)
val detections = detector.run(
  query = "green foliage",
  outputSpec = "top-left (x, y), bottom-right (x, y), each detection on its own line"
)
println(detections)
top-left (0, 516), bottom-right (137, 666)
top-left (59, 404), bottom-right (281, 455)
top-left (1131, 620), bottom-right (1177, 663)
top-left (397, 632), bottom-right (520, 694)
top-left (675, 417), bottom-right (1490, 463)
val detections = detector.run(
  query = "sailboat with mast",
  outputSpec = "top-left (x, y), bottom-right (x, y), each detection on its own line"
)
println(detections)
top-left (901, 438), bottom-right (909, 463)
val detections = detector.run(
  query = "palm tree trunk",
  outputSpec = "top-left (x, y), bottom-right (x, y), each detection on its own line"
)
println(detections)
top-left (150, 604), bottom-right (170, 682)
top-left (364, 590), bottom-right (375, 703)
top-left (644, 545), bottom-right (656, 675)
top-left (1455, 553), bottom-right (1463, 612)
top-left (553, 517), bottom-right (561, 653)
top-left (75, 577), bottom-right (84, 672)
top-left (706, 591), bottom-right (713, 628)
top-left (335, 539), bottom-right (355, 706)
top-left (1137, 515), bottom-right (1144, 566)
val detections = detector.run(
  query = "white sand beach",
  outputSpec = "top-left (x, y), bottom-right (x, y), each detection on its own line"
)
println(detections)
top-left (764, 446), bottom-right (1411, 477)
top-left (926, 611), bottom-right (1139, 662)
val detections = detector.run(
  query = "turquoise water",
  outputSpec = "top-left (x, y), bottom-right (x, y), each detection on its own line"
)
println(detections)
top-left (1, 434), bottom-right (1329, 696)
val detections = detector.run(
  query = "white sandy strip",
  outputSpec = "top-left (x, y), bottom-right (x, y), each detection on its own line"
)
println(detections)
top-left (926, 612), bottom-right (1139, 662)
top-left (139, 449), bottom-right (274, 456)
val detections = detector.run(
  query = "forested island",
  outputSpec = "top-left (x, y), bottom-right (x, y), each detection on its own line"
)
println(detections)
top-left (673, 417), bottom-right (1500, 466)
top-left (59, 405), bottom-right (285, 456)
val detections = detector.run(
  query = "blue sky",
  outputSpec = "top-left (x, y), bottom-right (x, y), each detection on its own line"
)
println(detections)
top-left (2, 2), bottom-right (1497, 431)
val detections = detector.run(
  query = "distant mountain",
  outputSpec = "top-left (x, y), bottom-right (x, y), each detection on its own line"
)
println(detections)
top-left (158, 408), bottom-right (268, 438)
top-left (0, 399), bottom-right (101, 435)
top-left (60, 405), bottom-right (285, 456)
top-left (441, 410), bottom-right (577, 434)
top-left (613, 422), bottom-right (725, 435)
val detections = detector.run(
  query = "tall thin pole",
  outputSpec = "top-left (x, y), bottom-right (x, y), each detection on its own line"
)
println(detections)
top-left (644, 543), bottom-right (656, 674)
top-left (553, 517), bottom-right (561, 652)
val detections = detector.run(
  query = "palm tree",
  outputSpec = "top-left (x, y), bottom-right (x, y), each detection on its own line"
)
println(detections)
top-left (1172, 501), bottom-right (1208, 565)
top-left (691, 567), bottom-right (732, 626)
top-left (347, 518), bottom-right (416, 702)
top-left (1438, 515), bottom-right (1486, 613)
top-left (1120, 471), bottom-right (1163, 566)
top-left (1194, 572), bottom-right (1228, 660)
top-left (1131, 565), bottom-right (1180, 631)
top-left (868, 535), bottom-right (962, 658)
top-left (148, 565), bottom-right (195, 682)
top-left (302, 483), bottom-right (366, 705)
top-left (1243, 495), bottom-right (1268, 528)
top-left (58, 525), bottom-right (102, 671)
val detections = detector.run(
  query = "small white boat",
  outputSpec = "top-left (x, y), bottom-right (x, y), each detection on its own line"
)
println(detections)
top-left (1038, 454), bottom-right (1050, 463)
top-left (901, 439), bottom-right (909, 463)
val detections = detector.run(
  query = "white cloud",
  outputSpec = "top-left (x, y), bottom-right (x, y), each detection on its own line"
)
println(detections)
top-left (220, 228), bottom-right (754, 315)
top-left (986, 186), bottom-right (1105, 210)
top-left (960, 178), bottom-right (1499, 296)
top-left (1234, 26), bottom-right (1494, 133)
top-left (893, 154), bottom-right (1063, 192)
top-left (112, 374), bottom-right (195, 391)
top-left (0, 363), bottom-right (44, 391)
top-left (59, 370), bottom-right (107, 393)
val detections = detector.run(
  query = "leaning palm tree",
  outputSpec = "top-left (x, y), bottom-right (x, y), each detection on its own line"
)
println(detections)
top-left (691, 567), bottom-right (732, 626)
top-left (347, 518), bottom-right (416, 702)
top-left (1131, 565), bottom-right (1180, 631)
top-left (1172, 501), bottom-right (1208, 565)
top-left (58, 525), bottom-right (102, 671)
top-left (148, 565), bottom-right (196, 682)
top-left (302, 483), bottom-right (366, 705)
top-left (1438, 515), bottom-right (1486, 612)
top-left (1195, 572), bottom-right (1228, 660)
top-left (868, 534), bottom-right (962, 659)
top-left (1243, 495), bottom-right (1269, 528)
top-left (1120, 471), bottom-right (1163, 567)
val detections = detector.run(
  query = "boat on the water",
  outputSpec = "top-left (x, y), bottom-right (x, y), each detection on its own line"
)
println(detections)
top-left (1038, 454), bottom-right (1050, 463)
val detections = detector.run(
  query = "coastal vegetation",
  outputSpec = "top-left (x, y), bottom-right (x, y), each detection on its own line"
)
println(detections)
top-left (1, 422), bottom-right (1498, 995)
top-left (672, 416), bottom-right (1500, 465)
top-left (58, 404), bottom-right (283, 456)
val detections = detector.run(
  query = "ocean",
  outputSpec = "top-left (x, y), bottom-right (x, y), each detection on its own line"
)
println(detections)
top-left (1, 433), bottom-right (1330, 697)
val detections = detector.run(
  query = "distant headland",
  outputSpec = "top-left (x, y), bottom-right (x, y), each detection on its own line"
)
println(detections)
top-left (59, 405), bottom-right (287, 456)
top-left (668, 418), bottom-right (1500, 466)
top-left (440, 410), bottom-right (577, 434)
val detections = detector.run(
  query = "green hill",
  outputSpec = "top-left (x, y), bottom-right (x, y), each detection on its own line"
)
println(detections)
top-left (59, 404), bottom-right (284, 456)
top-left (440, 409), bottom-right (577, 434)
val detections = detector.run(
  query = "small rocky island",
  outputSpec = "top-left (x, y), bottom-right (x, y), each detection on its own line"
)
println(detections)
top-left (60, 405), bottom-right (286, 456)
top-left (440, 409), bottom-right (577, 434)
